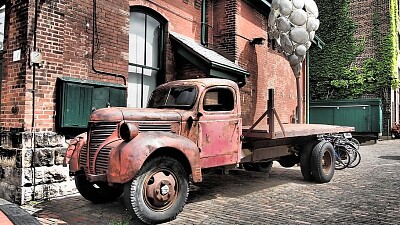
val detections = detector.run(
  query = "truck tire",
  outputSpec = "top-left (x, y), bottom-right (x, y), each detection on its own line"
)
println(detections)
top-left (243, 161), bottom-right (273, 173)
top-left (310, 140), bottom-right (335, 183)
top-left (75, 175), bottom-right (123, 203)
top-left (124, 156), bottom-right (189, 224)
top-left (300, 141), bottom-right (318, 181)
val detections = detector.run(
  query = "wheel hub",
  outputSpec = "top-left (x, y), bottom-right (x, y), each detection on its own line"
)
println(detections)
top-left (144, 170), bottom-right (178, 210)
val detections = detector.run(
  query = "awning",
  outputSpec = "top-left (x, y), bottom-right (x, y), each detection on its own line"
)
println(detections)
top-left (170, 32), bottom-right (249, 82)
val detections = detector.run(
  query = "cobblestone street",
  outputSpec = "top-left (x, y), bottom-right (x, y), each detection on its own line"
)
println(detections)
top-left (22, 139), bottom-right (400, 225)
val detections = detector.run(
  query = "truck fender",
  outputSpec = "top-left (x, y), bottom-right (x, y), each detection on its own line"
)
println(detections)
top-left (107, 131), bottom-right (202, 184)
top-left (63, 132), bottom-right (87, 172)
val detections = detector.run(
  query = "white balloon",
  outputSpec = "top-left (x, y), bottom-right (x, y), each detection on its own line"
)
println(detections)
top-left (295, 45), bottom-right (307, 56)
top-left (280, 33), bottom-right (294, 54)
top-left (289, 54), bottom-right (300, 66)
top-left (279, 0), bottom-right (293, 16)
top-left (290, 27), bottom-right (309, 44)
top-left (309, 31), bottom-right (315, 41)
top-left (292, 0), bottom-right (305, 9)
top-left (290, 9), bottom-right (308, 26)
top-left (268, 11), bottom-right (277, 28)
top-left (271, 0), bottom-right (281, 10)
top-left (306, 16), bottom-right (317, 31)
top-left (305, 0), bottom-right (319, 18)
top-left (277, 17), bottom-right (291, 33)
top-left (304, 41), bottom-right (312, 50)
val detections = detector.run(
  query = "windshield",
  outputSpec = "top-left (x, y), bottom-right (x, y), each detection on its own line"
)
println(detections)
top-left (147, 86), bottom-right (197, 109)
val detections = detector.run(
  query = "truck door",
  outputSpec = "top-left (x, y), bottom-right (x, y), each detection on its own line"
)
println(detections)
top-left (198, 86), bottom-right (241, 168)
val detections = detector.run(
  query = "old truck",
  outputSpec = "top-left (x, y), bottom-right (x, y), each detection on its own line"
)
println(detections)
top-left (63, 78), bottom-right (353, 224)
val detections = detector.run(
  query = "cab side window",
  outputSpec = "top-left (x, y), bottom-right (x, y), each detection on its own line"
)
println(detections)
top-left (203, 88), bottom-right (234, 111)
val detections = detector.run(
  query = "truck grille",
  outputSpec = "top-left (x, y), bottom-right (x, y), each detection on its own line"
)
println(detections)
top-left (85, 122), bottom-right (172, 174)
top-left (79, 144), bottom-right (88, 168)
top-left (88, 122), bottom-right (118, 174)
top-left (138, 124), bottom-right (172, 132)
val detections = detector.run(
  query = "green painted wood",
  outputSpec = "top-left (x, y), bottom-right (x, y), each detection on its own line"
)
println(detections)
top-left (310, 99), bottom-right (382, 133)
top-left (61, 83), bottom-right (93, 128)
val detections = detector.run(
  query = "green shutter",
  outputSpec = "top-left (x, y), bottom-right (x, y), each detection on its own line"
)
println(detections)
top-left (61, 83), bottom-right (93, 128)
top-left (93, 87), bottom-right (110, 110)
top-left (109, 88), bottom-right (127, 107)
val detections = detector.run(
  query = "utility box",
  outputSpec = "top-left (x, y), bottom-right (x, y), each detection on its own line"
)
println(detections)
top-left (57, 77), bottom-right (127, 129)
top-left (310, 99), bottom-right (382, 141)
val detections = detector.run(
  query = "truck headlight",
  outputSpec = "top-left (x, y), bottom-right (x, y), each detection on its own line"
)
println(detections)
top-left (119, 123), bottom-right (139, 141)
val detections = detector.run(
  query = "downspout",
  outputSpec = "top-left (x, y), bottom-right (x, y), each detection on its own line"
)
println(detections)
top-left (31, 0), bottom-right (39, 201)
top-left (92, 0), bottom-right (126, 86)
top-left (201, 0), bottom-right (207, 46)
top-left (306, 52), bottom-right (310, 124)
top-left (296, 76), bottom-right (302, 124)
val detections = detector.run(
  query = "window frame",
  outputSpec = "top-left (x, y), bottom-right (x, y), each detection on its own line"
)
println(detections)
top-left (128, 6), bottom-right (167, 107)
top-left (201, 86), bottom-right (236, 114)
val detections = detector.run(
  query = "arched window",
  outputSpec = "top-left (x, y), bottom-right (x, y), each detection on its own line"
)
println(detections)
top-left (128, 7), bottom-right (166, 108)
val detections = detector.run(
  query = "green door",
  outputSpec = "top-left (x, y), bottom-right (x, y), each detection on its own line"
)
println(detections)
top-left (334, 106), bottom-right (370, 132)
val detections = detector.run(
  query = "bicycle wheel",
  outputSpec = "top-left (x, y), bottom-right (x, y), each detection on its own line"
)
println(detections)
top-left (334, 146), bottom-right (350, 170)
top-left (350, 138), bottom-right (360, 150)
top-left (347, 150), bottom-right (361, 168)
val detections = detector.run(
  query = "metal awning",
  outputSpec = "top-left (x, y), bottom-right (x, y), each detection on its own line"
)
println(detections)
top-left (170, 32), bottom-right (249, 82)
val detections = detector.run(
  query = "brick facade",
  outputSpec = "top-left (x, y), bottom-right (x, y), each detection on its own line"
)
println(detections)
top-left (0, 0), bottom-right (304, 203)
top-left (349, 0), bottom-right (394, 135)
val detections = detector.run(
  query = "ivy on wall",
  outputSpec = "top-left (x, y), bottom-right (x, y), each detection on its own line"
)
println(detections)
top-left (309, 0), bottom-right (398, 100)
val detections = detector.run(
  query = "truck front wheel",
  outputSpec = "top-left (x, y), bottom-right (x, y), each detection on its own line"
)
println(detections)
top-left (124, 156), bottom-right (189, 224)
top-left (310, 140), bottom-right (335, 183)
top-left (75, 175), bottom-right (123, 203)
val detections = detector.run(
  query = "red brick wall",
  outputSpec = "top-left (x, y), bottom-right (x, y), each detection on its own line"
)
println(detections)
top-left (2, 0), bottom-right (129, 131)
top-left (1, 0), bottom-right (29, 130)
top-left (2, 0), bottom-right (305, 132)
top-left (236, 0), bottom-right (304, 126)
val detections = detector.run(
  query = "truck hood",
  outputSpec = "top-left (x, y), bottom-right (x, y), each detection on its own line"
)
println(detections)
top-left (90, 107), bottom-right (184, 122)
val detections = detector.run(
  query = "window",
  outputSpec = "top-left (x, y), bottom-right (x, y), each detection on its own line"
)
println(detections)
top-left (128, 8), bottom-right (166, 108)
top-left (148, 86), bottom-right (197, 109)
top-left (203, 88), bottom-right (234, 111)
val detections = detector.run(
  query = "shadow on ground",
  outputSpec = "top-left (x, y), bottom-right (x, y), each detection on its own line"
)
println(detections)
top-left (28, 165), bottom-right (312, 225)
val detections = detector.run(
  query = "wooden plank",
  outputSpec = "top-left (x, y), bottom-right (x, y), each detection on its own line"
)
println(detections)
top-left (243, 124), bottom-right (354, 139)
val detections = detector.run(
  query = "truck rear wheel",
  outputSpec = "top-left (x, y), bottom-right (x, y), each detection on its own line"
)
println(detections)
top-left (300, 141), bottom-right (318, 181)
top-left (310, 140), bottom-right (335, 183)
top-left (75, 175), bottom-right (123, 203)
top-left (124, 156), bottom-right (189, 224)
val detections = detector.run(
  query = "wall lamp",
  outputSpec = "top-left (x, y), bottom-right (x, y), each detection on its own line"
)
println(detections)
top-left (250, 37), bottom-right (266, 45)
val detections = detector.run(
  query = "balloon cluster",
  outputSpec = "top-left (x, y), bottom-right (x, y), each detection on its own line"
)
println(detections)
top-left (268, 0), bottom-right (320, 77)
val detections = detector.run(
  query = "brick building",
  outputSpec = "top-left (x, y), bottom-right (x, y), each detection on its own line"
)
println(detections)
top-left (0, 0), bottom-right (307, 204)
top-left (349, 0), bottom-right (399, 135)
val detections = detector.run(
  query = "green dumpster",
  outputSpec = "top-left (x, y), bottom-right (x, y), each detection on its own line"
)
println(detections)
top-left (310, 99), bottom-right (382, 141)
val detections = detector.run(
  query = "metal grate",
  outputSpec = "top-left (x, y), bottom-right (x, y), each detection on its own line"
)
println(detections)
top-left (79, 144), bottom-right (88, 168)
top-left (95, 146), bottom-right (112, 174)
top-left (88, 122), bottom-right (118, 174)
top-left (138, 124), bottom-right (172, 132)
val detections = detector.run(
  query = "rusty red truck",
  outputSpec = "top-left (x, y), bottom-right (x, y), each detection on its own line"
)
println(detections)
top-left (64, 78), bottom-right (353, 224)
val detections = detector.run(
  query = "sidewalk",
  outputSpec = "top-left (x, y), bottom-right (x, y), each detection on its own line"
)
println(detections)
top-left (0, 198), bottom-right (41, 225)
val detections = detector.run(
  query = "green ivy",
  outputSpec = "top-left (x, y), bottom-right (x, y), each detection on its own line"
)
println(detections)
top-left (309, 0), bottom-right (398, 100)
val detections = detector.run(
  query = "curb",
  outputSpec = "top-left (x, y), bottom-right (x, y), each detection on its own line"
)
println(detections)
top-left (0, 199), bottom-right (41, 225)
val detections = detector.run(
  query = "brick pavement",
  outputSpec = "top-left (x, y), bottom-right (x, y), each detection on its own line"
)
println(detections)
top-left (22, 139), bottom-right (400, 225)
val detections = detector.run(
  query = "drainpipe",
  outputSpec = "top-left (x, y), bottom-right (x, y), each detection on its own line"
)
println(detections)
top-left (306, 52), bottom-right (310, 124)
top-left (201, 0), bottom-right (207, 46)
top-left (92, 0), bottom-right (126, 85)
top-left (31, 0), bottom-right (39, 201)
top-left (296, 76), bottom-right (302, 124)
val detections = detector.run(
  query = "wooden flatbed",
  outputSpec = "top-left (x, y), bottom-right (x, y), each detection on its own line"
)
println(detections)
top-left (243, 123), bottom-right (355, 139)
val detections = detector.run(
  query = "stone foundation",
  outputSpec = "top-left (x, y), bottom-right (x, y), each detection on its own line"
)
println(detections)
top-left (0, 131), bottom-right (77, 205)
